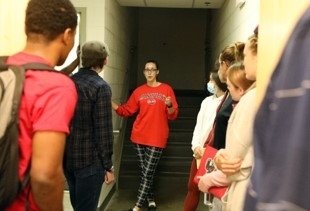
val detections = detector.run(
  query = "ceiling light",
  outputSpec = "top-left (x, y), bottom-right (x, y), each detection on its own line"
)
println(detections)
top-left (204, 2), bottom-right (211, 6)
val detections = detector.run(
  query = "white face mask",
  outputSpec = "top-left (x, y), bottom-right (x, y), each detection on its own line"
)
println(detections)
top-left (207, 82), bottom-right (215, 94)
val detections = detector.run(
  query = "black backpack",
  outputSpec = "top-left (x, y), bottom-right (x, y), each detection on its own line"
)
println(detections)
top-left (0, 56), bottom-right (56, 209)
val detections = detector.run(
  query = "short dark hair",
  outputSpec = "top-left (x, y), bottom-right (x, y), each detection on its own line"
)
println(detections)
top-left (25, 0), bottom-right (77, 41)
top-left (145, 60), bottom-right (159, 70)
top-left (81, 41), bottom-right (108, 69)
top-left (210, 71), bottom-right (227, 92)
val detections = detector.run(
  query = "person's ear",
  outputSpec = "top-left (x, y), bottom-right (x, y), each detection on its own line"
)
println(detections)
top-left (156, 70), bottom-right (159, 75)
top-left (238, 87), bottom-right (245, 96)
top-left (62, 28), bottom-right (75, 46)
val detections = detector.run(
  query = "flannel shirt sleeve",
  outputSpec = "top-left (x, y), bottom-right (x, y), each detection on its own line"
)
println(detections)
top-left (94, 84), bottom-right (113, 171)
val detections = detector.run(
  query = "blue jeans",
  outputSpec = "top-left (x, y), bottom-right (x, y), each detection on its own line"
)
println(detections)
top-left (65, 161), bottom-right (105, 211)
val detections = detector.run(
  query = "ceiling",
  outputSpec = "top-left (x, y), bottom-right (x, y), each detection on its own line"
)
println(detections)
top-left (116, 0), bottom-right (226, 9)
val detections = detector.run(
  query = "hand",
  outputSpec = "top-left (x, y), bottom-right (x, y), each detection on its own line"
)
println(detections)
top-left (214, 151), bottom-right (242, 176)
top-left (193, 146), bottom-right (204, 159)
top-left (105, 171), bottom-right (115, 185)
top-left (165, 96), bottom-right (172, 108)
top-left (197, 175), bottom-right (210, 193)
top-left (111, 101), bottom-right (119, 110)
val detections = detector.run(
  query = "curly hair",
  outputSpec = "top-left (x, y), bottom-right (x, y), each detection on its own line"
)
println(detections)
top-left (25, 0), bottom-right (77, 41)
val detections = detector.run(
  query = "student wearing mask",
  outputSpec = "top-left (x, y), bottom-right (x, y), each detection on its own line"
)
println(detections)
top-left (198, 63), bottom-right (254, 203)
top-left (184, 71), bottom-right (227, 211)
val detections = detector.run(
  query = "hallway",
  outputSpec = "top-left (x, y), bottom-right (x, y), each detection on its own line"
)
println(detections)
top-left (63, 178), bottom-right (208, 211)
top-left (105, 178), bottom-right (207, 211)
top-left (104, 91), bottom-right (206, 211)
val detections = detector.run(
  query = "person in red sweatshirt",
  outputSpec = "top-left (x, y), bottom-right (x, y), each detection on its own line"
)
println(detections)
top-left (112, 60), bottom-right (178, 211)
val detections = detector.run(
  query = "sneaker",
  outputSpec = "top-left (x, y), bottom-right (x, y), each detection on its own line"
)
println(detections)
top-left (148, 201), bottom-right (157, 211)
top-left (125, 206), bottom-right (141, 211)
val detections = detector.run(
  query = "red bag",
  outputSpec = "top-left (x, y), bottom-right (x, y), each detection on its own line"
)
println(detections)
top-left (194, 145), bottom-right (227, 198)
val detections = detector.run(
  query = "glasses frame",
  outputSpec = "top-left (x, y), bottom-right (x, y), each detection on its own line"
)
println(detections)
top-left (143, 69), bottom-right (158, 73)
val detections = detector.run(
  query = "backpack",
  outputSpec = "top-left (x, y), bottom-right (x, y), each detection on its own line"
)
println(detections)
top-left (0, 56), bottom-right (55, 209)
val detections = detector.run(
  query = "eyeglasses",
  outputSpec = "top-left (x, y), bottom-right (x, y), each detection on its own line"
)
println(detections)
top-left (144, 69), bottom-right (158, 73)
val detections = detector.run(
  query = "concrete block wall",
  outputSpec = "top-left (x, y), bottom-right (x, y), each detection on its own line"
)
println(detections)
top-left (103, 0), bottom-right (138, 130)
top-left (211, 0), bottom-right (260, 61)
top-left (71, 0), bottom-right (137, 207)
top-left (72, 0), bottom-right (105, 40)
top-left (0, 0), bottom-right (28, 55)
top-left (71, 0), bottom-right (137, 130)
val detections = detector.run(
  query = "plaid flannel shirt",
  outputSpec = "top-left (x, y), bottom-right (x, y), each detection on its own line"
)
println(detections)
top-left (65, 68), bottom-right (113, 171)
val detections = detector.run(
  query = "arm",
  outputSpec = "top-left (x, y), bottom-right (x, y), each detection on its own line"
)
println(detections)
top-left (31, 131), bottom-right (66, 211)
top-left (165, 96), bottom-right (174, 114)
top-left (217, 91), bottom-right (257, 178)
top-left (193, 146), bottom-right (204, 159)
top-left (111, 101), bottom-right (119, 111)
top-left (191, 103), bottom-right (204, 154)
top-left (214, 150), bottom-right (242, 176)
top-left (105, 170), bottom-right (115, 184)
top-left (28, 74), bottom-right (77, 210)
top-left (198, 170), bottom-right (231, 193)
top-left (95, 86), bottom-right (114, 179)
top-left (191, 97), bottom-right (216, 154)
top-left (113, 91), bottom-right (139, 117)
top-left (165, 87), bottom-right (178, 119)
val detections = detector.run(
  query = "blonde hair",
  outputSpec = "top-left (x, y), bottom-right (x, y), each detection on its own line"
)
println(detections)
top-left (219, 42), bottom-right (245, 66)
top-left (227, 62), bottom-right (254, 91)
top-left (248, 26), bottom-right (258, 55)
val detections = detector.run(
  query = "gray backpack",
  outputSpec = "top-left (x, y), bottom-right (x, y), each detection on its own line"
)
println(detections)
top-left (0, 56), bottom-right (55, 209)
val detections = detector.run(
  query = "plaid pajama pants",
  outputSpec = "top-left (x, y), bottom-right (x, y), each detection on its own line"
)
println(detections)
top-left (134, 144), bottom-right (164, 208)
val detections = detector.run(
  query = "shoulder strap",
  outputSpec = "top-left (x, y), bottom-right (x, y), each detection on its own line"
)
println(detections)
top-left (0, 56), bottom-right (56, 72)
top-left (216, 91), bottom-right (229, 114)
top-left (0, 56), bottom-right (9, 71)
top-left (22, 63), bottom-right (55, 71)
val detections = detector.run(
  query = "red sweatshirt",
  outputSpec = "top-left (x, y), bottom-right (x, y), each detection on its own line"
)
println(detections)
top-left (116, 83), bottom-right (178, 148)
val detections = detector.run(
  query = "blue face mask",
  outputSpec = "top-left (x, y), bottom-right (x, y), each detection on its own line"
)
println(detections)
top-left (207, 82), bottom-right (215, 94)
